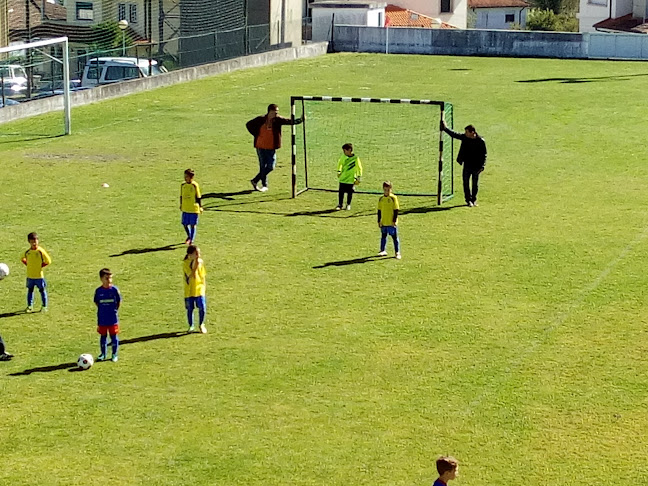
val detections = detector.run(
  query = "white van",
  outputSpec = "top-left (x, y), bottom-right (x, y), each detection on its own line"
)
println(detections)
top-left (81, 57), bottom-right (166, 88)
top-left (0, 64), bottom-right (28, 96)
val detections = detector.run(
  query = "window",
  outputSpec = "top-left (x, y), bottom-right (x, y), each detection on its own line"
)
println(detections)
top-left (105, 66), bottom-right (140, 81)
top-left (588, 0), bottom-right (607, 5)
top-left (118, 3), bottom-right (126, 21)
top-left (505, 13), bottom-right (515, 22)
top-left (129, 4), bottom-right (138, 23)
top-left (440, 0), bottom-right (452, 13)
top-left (76, 1), bottom-right (94, 21)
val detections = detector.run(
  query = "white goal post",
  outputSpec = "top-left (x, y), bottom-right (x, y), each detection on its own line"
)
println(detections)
top-left (0, 36), bottom-right (71, 134)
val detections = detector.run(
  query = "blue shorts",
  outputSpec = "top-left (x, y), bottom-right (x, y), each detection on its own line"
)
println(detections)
top-left (181, 212), bottom-right (199, 226)
top-left (26, 278), bottom-right (46, 290)
top-left (185, 296), bottom-right (206, 310)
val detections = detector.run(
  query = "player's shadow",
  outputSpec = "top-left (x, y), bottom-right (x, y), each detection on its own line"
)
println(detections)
top-left (0, 133), bottom-right (66, 144)
top-left (202, 190), bottom-right (254, 201)
top-left (110, 243), bottom-right (184, 257)
top-left (313, 255), bottom-right (389, 268)
top-left (119, 331), bottom-right (191, 345)
top-left (516, 73), bottom-right (648, 84)
top-left (0, 309), bottom-right (26, 319)
top-left (285, 208), bottom-right (339, 217)
top-left (8, 332), bottom-right (191, 376)
top-left (9, 362), bottom-right (77, 376)
top-left (401, 204), bottom-right (463, 215)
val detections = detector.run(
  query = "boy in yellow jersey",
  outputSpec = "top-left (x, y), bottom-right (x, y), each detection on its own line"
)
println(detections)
top-left (336, 143), bottom-right (363, 210)
top-left (183, 245), bottom-right (207, 333)
top-left (377, 181), bottom-right (401, 260)
top-left (21, 232), bottom-right (52, 312)
top-left (180, 168), bottom-right (203, 245)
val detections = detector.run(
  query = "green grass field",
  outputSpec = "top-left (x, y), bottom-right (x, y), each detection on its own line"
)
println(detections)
top-left (1, 53), bottom-right (648, 486)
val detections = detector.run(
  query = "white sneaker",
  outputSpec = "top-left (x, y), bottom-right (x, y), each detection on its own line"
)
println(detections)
top-left (259, 186), bottom-right (268, 192)
top-left (199, 324), bottom-right (207, 334)
top-left (378, 251), bottom-right (388, 256)
top-left (395, 252), bottom-right (402, 260)
top-left (345, 205), bottom-right (351, 210)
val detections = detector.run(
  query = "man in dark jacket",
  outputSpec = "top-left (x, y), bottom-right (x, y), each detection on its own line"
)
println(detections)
top-left (246, 104), bottom-right (304, 192)
top-left (442, 117), bottom-right (488, 207)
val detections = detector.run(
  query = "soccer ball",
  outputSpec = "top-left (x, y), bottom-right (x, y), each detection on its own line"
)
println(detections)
top-left (77, 353), bottom-right (94, 370)
top-left (0, 263), bottom-right (9, 280)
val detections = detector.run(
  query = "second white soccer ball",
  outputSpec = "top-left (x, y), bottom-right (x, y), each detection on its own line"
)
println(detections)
top-left (77, 353), bottom-right (94, 370)
top-left (0, 263), bottom-right (9, 280)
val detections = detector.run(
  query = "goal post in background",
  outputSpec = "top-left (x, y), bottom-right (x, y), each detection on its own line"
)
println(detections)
top-left (0, 36), bottom-right (71, 135)
top-left (291, 96), bottom-right (454, 205)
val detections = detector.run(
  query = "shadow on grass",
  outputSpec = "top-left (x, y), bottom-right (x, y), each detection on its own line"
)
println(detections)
top-left (401, 204), bottom-right (464, 215)
top-left (110, 243), bottom-right (184, 257)
top-left (313, 255), bottom-right (390, 268)
top-left (119, 331), bottom-right (191, 345)
top-left (0, 133), bottom-right (66, 144)
top-left (202, 194), bottom-right (293, 211)
top-left (202, 190), bottom-right (254, 201)
top-left (516, 73), bottom-right (648, 84)
top-left (9, 362), bottom-right (77, 376)
top-left (8, 332), bottom-right (192, 376)
top-left (0, 309), bottom-right (26, 319)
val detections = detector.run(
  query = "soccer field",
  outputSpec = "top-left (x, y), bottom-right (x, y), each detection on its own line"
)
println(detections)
top-left (1, 53), bottom-right (648, 486)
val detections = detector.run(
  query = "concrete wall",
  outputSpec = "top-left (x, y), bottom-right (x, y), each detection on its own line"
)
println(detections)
top-left (0, 42), bottom-right (328, 125)
top-left (332, 25), bottom-right (648, 59)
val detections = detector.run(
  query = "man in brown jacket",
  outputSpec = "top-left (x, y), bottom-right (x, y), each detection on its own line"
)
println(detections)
top-left (246, 103), bottom-right (304, 192)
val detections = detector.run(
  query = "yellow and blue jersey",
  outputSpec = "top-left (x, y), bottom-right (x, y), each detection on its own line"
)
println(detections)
top-left (183, 258), bottom-right (206, 298)
top-left (180, 181), bottom-right (202, 214)
top-left (21, 246), bottom-right (52, 279)
top-left (378, 194), bottom-right (400, 226)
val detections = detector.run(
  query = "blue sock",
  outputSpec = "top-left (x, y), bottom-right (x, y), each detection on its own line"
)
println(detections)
top-left (40, 288), bottom-right (48, 307)
top-left (189, 225), bottom-right (197, 242)
top-left (100, 336), bottom-right (108, 356)
top-left (27, 290), bottom-right (34, 307)
top-left (187, 308), bottom-right (194, 327)
top-left (198, 306), bottom-right (206, 325)
top-left (183, 225), bottom-right (190, 238)
top-left (111, 335), bottom-right (119, 356)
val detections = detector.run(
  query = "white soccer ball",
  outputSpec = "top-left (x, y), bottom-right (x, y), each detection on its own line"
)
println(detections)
top-left (0, 263), bottom-right (9, 280)
top-left (77, 353), bottom-right (94, 370)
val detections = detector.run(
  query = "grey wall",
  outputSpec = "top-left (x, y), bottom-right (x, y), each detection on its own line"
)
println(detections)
top-left (0, 42), bottom-right (328, 126)
top-left (332, 25), bottom-right (648, 60)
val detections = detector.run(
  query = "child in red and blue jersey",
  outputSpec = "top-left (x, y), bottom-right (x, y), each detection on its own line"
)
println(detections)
top-left (433, 456), bottom-right (459, 486)
top-left (94, 268), bottom-right (121, 362)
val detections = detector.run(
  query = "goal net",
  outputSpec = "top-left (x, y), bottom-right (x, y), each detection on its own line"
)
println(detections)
top-left (0, 37), bottom-right (71, 137)
top-left (291, 96), bottom-right (454, 205)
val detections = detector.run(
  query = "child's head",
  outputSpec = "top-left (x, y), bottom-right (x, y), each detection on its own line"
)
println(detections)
top-left (436, 456), bottom-right (459, 482)
top-left (186, 245), bottom-right (200, 259)
top-left (184, 168), bottom-right (195, 183)
top-left (382, 181), bottom-right (393, 196)
top-left (342, 143), bottom-right (353, 156)
top-left (99, 268), bottom-right (113, 287)
top-left (27, 232), bottom-right (39, 249)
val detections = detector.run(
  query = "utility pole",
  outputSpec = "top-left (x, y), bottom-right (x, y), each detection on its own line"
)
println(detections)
top-left (25, 0), bottom-right (32, 98)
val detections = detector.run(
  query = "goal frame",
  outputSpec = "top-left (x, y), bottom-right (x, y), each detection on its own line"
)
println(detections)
top-left (290, 95), bottom-right (454, 205)
top-left (0, 36), bottom-right (71, 134)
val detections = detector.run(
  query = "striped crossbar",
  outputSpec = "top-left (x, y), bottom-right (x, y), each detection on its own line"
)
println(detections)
top-left (292, 96), bottom-right (443, 106)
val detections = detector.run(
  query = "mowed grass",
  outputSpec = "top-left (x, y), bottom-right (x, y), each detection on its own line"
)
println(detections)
top-left (1, 53), bottom-right (648, 486)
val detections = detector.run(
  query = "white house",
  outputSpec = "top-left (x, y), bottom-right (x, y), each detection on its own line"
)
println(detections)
top-left (579, 0), bottom-right (648, 32)
top-left (467, 0), bottom-right (529, 28)
top-left (310, 0), bottom-right (387, 41)
top-left (389, 0), bottom-right (467, 29)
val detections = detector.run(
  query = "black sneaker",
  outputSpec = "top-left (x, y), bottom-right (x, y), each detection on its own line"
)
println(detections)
top-left (0, 353), bottom-right (14, 361)
top-left (250, 180), bottom-right (259, 191)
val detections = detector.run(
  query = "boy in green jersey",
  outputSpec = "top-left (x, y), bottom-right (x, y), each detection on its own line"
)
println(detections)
top-left (336, 143), bottom-right (363, 210)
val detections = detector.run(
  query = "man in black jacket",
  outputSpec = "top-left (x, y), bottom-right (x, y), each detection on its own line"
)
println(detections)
top-left (442, 117), bottom-right (487, 207)
top-left (246, 104), bottom-right (304, 192)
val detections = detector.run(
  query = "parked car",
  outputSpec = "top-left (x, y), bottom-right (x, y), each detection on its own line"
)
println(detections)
top-left (80, 57), bottom-right (167, 88)
top-left (0, 64), bottom-right (28, 97)
top-left (0, 98), bottom-right (20, 108)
